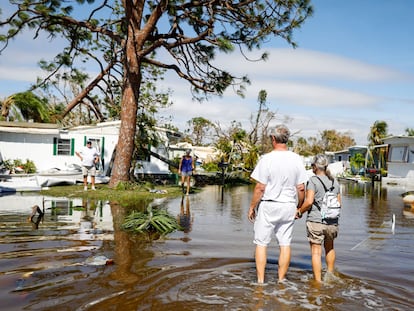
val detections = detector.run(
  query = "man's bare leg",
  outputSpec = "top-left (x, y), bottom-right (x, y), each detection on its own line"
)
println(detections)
top-left (278, 245), bottom-right (291, 281)
top-left (255, 245), bottom-right (267, 283)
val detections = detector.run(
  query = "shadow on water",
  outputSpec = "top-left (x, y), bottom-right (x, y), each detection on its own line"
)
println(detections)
top-left (0, 182), bottom-right (413, 310)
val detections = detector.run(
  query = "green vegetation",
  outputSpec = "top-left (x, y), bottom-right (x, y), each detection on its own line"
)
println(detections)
top-left (121, 206), bottom-right (181, 235)
top-left (40, 183), bottom-right (184, 207)
top-left (40, 182), bottom-right (186, 236)
top-left (2, 158), bottom-right (37, 174)
top-left (350, 153), bottom-right (366, 174)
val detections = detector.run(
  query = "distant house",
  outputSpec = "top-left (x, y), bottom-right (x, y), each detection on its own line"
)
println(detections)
top-left (324, 147), bottom-right (362, 176)
top-left (0, 120), bottom-right (179, 176)
top-left (381, 136), bottom-right (414, 186)
top-left (332, 149), bottom-right (351, 163)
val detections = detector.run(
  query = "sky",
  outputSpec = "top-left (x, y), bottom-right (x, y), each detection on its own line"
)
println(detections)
top-left (1, 0), bottom-right (414, 145)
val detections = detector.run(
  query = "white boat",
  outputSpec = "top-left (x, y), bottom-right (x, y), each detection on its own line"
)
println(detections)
top-left (38, 164), bottom-right (110, 186)
top-left (36, 166), bottom-right (82, 187)
top-left (0, 175), bottom-right (42, 193)
top-left (0, 166), bottom-right (109, 193)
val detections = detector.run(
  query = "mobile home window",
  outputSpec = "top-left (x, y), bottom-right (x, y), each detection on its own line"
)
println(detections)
top-left (388, 145), bottom-right (407, 162)
top-left (53, 138), bottom-right (74, 156)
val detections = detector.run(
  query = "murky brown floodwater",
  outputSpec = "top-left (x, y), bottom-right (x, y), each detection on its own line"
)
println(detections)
top-left (0, 182), bottom-right (413, 310)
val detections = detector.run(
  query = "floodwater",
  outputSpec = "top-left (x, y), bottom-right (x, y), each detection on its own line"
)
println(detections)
top-left (0, 182), bottom-right (413, 310)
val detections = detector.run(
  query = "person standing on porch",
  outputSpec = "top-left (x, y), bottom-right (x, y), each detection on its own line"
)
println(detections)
top-left (247, 124), bottom-right (307, 284)
top-left (179, 149), bottom-right (195, 195)
top-left (76, 140), bottom-right (100, 191)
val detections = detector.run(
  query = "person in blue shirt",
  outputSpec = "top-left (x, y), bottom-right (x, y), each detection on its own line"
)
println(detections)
top-left (178, 149), bottom-right (195, 195)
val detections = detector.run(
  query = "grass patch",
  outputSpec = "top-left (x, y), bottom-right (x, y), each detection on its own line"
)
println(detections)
top-left (40, 182), bottom-right (195, 236)
top-left (40, 183), bottom-right (186, 207)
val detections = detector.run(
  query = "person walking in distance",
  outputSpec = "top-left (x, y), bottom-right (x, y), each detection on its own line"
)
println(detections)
top-left (248, 125), bottom-right (308, 284)
top-left (179, 149), bottom-right (195, 195)
top-left (76, 140), bottom-right (100, 191)
top-left (296, 154), bottom-right (341, 283)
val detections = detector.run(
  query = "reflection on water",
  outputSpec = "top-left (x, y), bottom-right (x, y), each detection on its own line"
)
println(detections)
top-left (28, 204), bottom-right (44, 230)
top-left (177, 195), bottom-right (193, 235)
top-left (0, 182), bottom-right (413, 310)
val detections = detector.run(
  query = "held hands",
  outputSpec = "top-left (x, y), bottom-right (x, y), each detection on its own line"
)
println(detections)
top-left (295, 208), bottom-right (303, 219)
top-left (248, 207), bottom-right (256, 223)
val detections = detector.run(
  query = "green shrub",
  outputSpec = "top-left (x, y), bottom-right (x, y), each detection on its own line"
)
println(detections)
top-left (2, 158), bottom-right (36, 173)
top-left (202, 162), bottom-right (219, 172)
top-left (23, 159), bottom-right (36, 173)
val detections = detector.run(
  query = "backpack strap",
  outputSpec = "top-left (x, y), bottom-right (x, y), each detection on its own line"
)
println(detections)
top-left (329, 180), bottom-right (335, 191)
top-left (314, 175), bottom-right (335, 191)
top-left (314, 176), bottom-right (328, 193)
top-left (311, 176), bottom-right (324, 211)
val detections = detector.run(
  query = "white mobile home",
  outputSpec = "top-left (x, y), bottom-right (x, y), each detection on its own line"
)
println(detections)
top-left (0, 120), bottom-right (177, 176)
top-left (381, 136), bottom-right (414, 186)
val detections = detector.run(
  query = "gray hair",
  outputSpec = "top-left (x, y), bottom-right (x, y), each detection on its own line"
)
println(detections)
top-left (269, 124), bottom-right (290, 144)
top-left (312, 154), bottom-right (334, 179)
top-left (312, 154), bottom-right (329, 170)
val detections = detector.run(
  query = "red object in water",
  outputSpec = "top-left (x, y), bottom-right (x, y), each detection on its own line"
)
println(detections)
top-left (366, 168), bottom-right (380, 175)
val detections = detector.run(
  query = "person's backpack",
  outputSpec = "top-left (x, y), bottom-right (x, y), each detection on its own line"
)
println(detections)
top-left (314, 176), bottom-right (341, 220)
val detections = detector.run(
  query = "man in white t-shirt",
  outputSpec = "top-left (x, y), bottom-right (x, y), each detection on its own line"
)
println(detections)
top-left (247, 124), bottom-right (308, 284)
top-left (76, 140), bottom-right (100, 191)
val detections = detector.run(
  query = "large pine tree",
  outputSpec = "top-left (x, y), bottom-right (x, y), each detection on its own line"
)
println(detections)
top-left (1, 0), bottom-right (313, 186)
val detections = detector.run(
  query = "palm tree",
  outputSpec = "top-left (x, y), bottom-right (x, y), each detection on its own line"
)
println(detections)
top-left (405, 128), bottom-right (414, 136)
top-left (367, 120), bottom-right (388, 172)
top-left (1, 95), bottom-right (17, 121)
top-left (1, 92), bottom-right (50, 122)
top-left (368, 120), bottom-right (388, 146)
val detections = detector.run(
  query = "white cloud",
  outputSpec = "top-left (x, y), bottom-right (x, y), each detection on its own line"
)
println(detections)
top-left (242, 80), bottom-right (380, 108)
top-left (0, 66), bottom-right (44, 83)
top-left (215, 48), bottom-right (414, 82)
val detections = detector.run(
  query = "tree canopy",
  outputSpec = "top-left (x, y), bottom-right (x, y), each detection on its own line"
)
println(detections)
top-left (1, 0), bottom-right (313, 186)
top-left (293, 130), bottom-right (355, 156)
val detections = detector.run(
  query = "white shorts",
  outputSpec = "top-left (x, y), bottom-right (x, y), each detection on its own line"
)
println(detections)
top-left (253, 201), bottom-right (296, 247)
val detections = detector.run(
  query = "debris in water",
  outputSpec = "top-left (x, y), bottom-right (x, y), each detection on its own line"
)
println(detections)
top-left (84, 255), bottom-right (114, 266)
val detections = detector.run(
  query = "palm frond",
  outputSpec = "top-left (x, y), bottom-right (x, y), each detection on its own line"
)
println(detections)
top-left (121, 206), bottom-right (181, 235)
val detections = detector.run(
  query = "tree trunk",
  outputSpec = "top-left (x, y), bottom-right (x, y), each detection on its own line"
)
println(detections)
top-left (109, 80), bottom-right (140, 187)
top-left (109, 1), bottom-right (143, 187)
